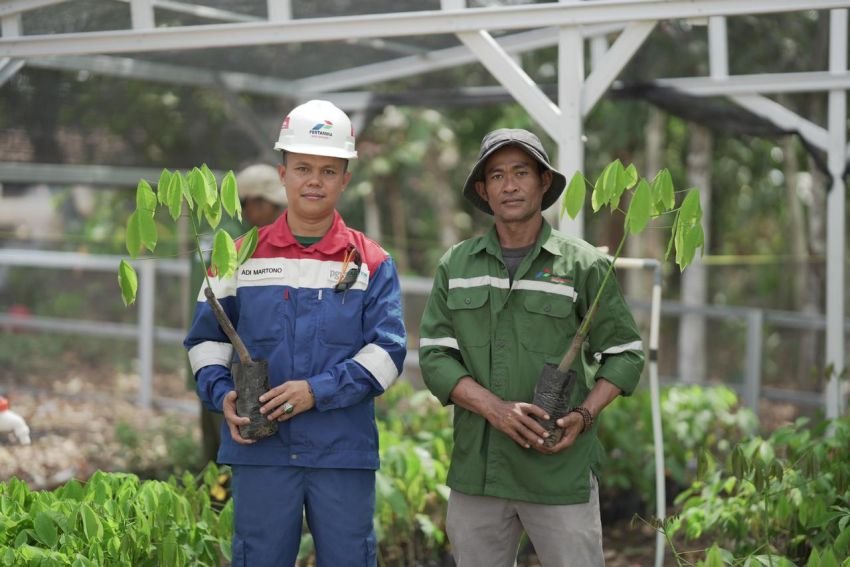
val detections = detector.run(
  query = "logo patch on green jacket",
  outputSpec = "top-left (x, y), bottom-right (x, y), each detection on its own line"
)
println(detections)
top-left (534, 267), bottom-right (573, 285)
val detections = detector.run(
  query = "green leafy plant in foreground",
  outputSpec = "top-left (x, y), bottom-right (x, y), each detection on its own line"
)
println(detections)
top-left (0, 465), bottom-right (233, 566)
top-left (661, 414), bottom-right (850, 566)
top-left (598, 385), bottom-right (758, 511)
top-left (117, 165), bottom-right (258, 306)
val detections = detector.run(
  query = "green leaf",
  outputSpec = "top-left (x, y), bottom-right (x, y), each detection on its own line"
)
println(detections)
top-left (156, 169), bottom-right (172, 206)
top-left (834, 526), bottom-right (850, 557)
top-left (593, 159), bottom-right (625, 212)
top-left (33, 512), bottom-right (58, 548)
top-left (591, 176), bottom-right (604, 212)
top-left (204, 199), bottom-right (222, 230)
top-left (166, 171), bottom-right (183, 221)
top-left (819, 548), bottom-right (839, 567)
top-left (135, 180), bottom-right (157, 214)
top-left (677, 224), bottom-right (704, 270)
top-left (651, 169), bottom-right (675, 212)
top-left (125, 211), bottom-right (157, 257)
top-left (118, 260), bottom-right (138, 306)
top-left (188, 168), bottom-right (207, 214)
top-left (220, 170), bottom-right (241, 221)
top-left (626, 179), bottom-right (651, 235)
top-left (212, 230), bottom-right (237, 279)
top-left (201, 164), bottom-right (218, 206)
top-left (79, 504), bottom-right (102, 541)
top-left (605, 160), bottom-right (627, 211)
top-left (703, 544), bottom-right (725, 567)
top-left (673, 190), bottom-right (703, 270)
top-left (624, 164), bottom-right (638, 188)
top-left (562, 171), bottom-right (586, 220)
top-left (126, 211), bottom-right (142, 258)
top-left (176, 170), bottom-right (193, 211)
top-left (236, 227), bottom-right (259, 266)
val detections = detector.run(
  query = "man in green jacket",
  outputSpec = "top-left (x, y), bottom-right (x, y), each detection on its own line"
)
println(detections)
top-left (419, 128), bottom-right (645, 567)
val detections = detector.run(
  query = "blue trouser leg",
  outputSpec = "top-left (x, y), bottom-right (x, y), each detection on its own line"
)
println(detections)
top-left (304, 468), bottom-right (377, 567)
top-left (230, 465), bottom-right (305, 567)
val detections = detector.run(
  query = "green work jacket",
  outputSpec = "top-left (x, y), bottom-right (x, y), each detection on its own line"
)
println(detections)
top-left (419, 221), bottom-right (644, 505)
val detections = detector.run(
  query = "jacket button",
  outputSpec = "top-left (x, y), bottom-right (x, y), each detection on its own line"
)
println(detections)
top-left (464, 297), bottom-right (471, 305)
top-left (544, 304), bottom-right (552, 313)
top-left (290, 454), bottom-right (298, 460)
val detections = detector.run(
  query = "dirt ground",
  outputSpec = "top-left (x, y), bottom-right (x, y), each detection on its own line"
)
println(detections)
top-left (0, 364), bottom-right (725, 566)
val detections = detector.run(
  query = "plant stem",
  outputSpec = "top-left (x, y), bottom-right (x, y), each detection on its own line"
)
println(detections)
top-left (189, 212), bottom-right (253, 366)
top-left (203, 287), bottom-right (253, 365)
top-left (557, 230), bottom-right (628, 373)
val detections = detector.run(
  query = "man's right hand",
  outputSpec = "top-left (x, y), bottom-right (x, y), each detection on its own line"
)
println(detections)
top-left (483, 399), bottom-right (550, 450)
top-left (449, 377), bottom-right (550, 450)
top-left (222, 390), bottom-right (255, 445)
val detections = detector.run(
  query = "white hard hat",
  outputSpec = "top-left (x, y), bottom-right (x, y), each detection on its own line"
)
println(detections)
top-left (273, 99), bottom-right (358, 160)
top-left (236, 164), bottom-right (287, 206)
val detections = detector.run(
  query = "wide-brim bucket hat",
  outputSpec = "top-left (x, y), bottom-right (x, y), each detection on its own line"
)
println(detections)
top-left (463, 128), bottom-right (567, 215)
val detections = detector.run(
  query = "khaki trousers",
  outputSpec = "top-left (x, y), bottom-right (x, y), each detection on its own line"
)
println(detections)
top-left (446, 475), bottom-right (604, 567)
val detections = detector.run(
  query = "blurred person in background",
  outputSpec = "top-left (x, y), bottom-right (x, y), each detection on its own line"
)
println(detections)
top-left (237, 163), bottom-right (287, 228)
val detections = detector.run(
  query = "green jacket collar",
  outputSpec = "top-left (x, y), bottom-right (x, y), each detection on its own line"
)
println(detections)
top-left (471, 219), bottom-right (562, 258)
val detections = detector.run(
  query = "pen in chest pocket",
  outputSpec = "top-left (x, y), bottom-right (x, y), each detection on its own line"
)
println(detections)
top-left (335, 245), bottom-right (362, 303)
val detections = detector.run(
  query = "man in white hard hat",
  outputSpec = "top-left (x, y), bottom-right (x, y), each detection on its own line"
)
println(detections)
top-left (185, 100), bottom-right (407, 566)
top-left (237, 163), bottom-right (287, 228)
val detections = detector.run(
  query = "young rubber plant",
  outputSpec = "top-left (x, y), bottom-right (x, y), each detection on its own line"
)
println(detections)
top-left (117, 166), bottom-right (275, 440)
top-left (534, 160), bottom-right (704, 446)
top-left (118, 164), bottom-right (257, 309)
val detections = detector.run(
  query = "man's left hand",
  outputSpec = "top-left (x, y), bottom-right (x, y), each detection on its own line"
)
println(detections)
top-left (259, 380), bottom-right (316, 421)
top-left (535, 411), bottom-right (584, 454)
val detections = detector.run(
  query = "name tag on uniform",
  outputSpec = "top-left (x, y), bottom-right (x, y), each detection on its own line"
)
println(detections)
top-left (239, 259), bottom-right (286, 281)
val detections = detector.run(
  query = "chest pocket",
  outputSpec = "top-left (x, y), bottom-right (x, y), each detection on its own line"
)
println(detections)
top-left (519, 292), bottom-right (575, 356)
top-left (447, 287), bottom-right (490, 347)
top-left (320, 290), bottom-right (363, 348)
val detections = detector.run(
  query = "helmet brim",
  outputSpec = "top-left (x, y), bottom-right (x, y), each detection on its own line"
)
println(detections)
top-left (274, 142), bottom-right (358, 160)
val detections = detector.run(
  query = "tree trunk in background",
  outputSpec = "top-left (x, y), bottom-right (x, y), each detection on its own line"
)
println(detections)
top-left (363, 187), bottom-right (382, 242)
top-left (804, 156), bottom-right (827, 386)
top-left (781, 134), bottom-right (817, 380)
top-left (386, 177), bottom-right (410, 273)
top-left (678, 125), bottom-right (712, 384)
top-left (627, 108), bottom-right (666, 307)
top-left (434, 181), bottom-right (459, 250)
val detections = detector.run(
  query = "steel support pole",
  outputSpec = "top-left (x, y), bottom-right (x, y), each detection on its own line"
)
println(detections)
top-left (130, 0), bottom-right (155, 29)
top-left (557, 19), bottom-right (584, 238)
top-left (825, 9), bottom-right (848, 419)
top-left (648, 266), bottom-right (665, 567)
top-left (744, 309), bottom-right (764, 412)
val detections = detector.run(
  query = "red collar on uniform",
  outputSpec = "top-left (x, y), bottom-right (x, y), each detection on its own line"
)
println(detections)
top-left (266, 210), bottom-right (351, 255)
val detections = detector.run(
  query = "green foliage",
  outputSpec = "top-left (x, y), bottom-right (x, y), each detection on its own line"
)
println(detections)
top-left (374, 381), bottom-right (453, 564)
top-left (665, 415), bottom-right (850, 564)
top-left (598, 385), bottom-right (757, 506)
top-left (0, 465), bottom-right (232, 566)
top-left (562, 159), bottom-right (703, 272)
top-left (117, 166), bottom-right (257, 306)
